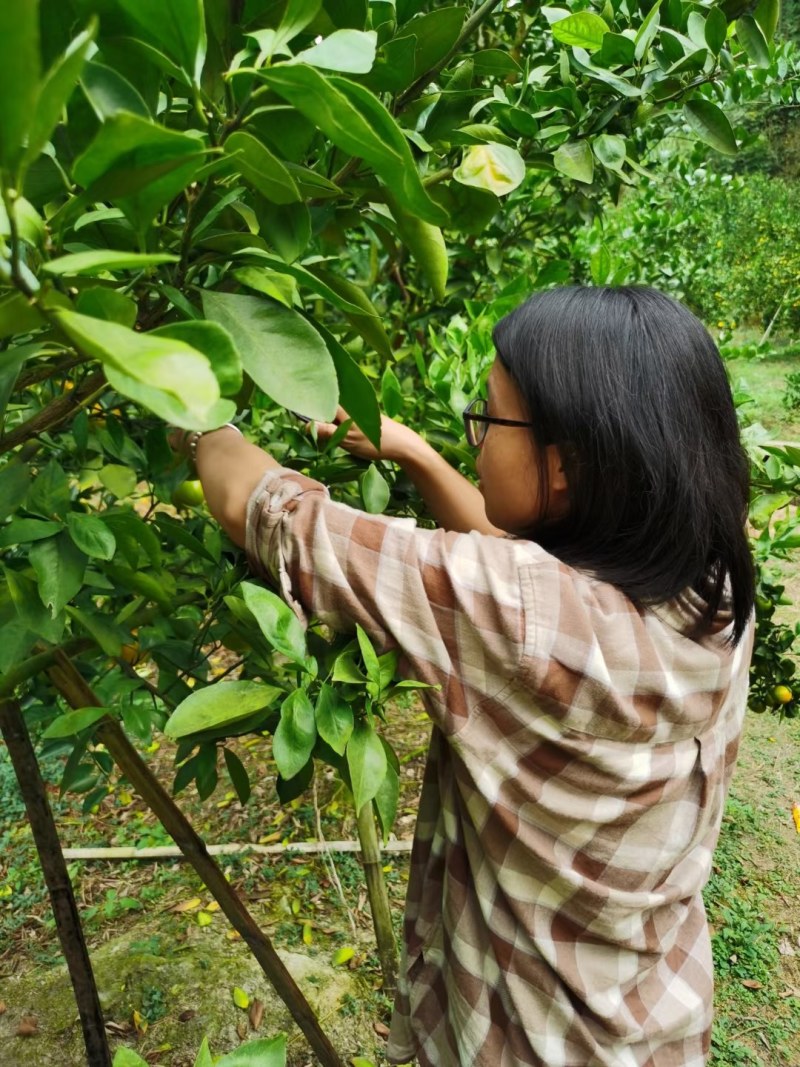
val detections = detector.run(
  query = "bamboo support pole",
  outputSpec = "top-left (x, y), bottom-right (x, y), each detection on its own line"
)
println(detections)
top-left (0, 697), bottom-right (112, 1067)
top-left (46, 650), bottom-right (345, 1067)
top-left (61, 840), bottom-right (414, 860)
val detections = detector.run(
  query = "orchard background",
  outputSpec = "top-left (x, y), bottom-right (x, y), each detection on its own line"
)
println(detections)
top-left (0, 1), bottom-right (799, 1065)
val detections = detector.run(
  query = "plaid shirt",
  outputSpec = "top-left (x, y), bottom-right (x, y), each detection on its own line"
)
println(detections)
top-left (245, 468), bottom-right (754, 1067)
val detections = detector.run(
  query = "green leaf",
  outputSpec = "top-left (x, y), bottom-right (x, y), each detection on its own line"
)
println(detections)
top-left (399, 7), bottom-right (466, 76)
top-left (240, 581), bottom-right (308, 665)
top-left (453, 144), bottom-right (525, 196)
top-left (332, 649), bottom-right (367, 684)
top-left (0, 462), bottom-right (31, 522)
top-left (385, 192), bottom-right (448, 301)
top-left (596, 31), bottom-right (636, 67)
top-left (233, 250), bottom-right (366, 316)
top-left (314, 323), bottom-right (382, 448)
top-left (704, 7), bottom-right (728, 54)
top-left (29, 532), bottom-right (87, 616)
top-left (683, 99), bottom-right (737, 156)
top-left (553, 140), bottom-right (595, 184)
top-left (0, 518), bottom-right (61, 548)
top-left (360, 463), bottom-right (391, 514)
top-left (0, 0), bottom-right (40, 172)
top-left (75, 288), bottom-right (138, 328)
top-left (53, 310), bottom-right (221, 425)
top-left (634, 0), bottom-right (661, 61)
top-left (551, 12), bottom-right (609, 51)
top-left (27, 459), bottom-right (70, 519)
top-left (215, 1036), bottom-right (287, 1067)
top-left (592, 133), bottom-right (626, 172)
top-left (273, 690), bottom-right (317, 780)
top-left (590, 244), bottom-right (612, 285)
top-left (224, 748), bottom-right (251, 804)
top-left (232, 986), bottom-right (250, 1009)
top-left (44, 251), bottom-right (178, 275)
top-left (150, 320), bottom-right (243, 397)
top-left (749, 492), bottom-right (792, 529)
top-left (4, 567), bottom-right (65, 644)
top-left (116, 0), bottom-right (207, 85)
top-left (355, 623), bottom-right (381, 686)
top-left (23, 23), bottom-right (96, 170)
top-left (104, 563), bottom-right (174, 609)
top-left (42, 706), bottom-right (109, 739)
top-left (315, 683), bottom-right (354, 756)
top-left (736, 15), bottom-right (771, 68)
top-left (202, 291), bottom-right (338, 421)
top-left (165, 681), bottom-right (283, 738)
top-left (294, 29), bottom-right (378, 73)
top-left (66, 512), bottom-right (117, 560)
top-left (114, 1049), bottom-right (151, 1067)
top-left (73, 113), bottom-right (205, 233)
top-left (224, 131), bottom-right (301, 206)
top-left (346, 718), bottom-right (387, 813)
top-left (307, 271), bottom-right (392, 360)
top-left (66, 604), bottom-right (124, 657)
top-left (193, 1038), bottom-right (214, 1067)
top-left (255, 66), bottom-right (446, 225)
top-left (98, 464), bottom-right (137, 500)
top-left (81, 59), bottom-right (150, 120)
top-left (754, 0), bottom-right (780, 41)
top-left (0, 293), bottom-right (44, 340)
top-left (374, 758), bottom-right (399, 840)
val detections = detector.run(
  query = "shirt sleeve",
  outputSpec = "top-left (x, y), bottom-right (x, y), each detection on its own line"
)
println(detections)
top-left (244, 467), bottom-right (527, 734)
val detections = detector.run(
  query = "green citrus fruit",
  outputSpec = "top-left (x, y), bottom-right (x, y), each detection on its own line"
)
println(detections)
top-left (171, 479), bottom-right (205, 508)
top-left (772, 684), bottom-right (793, 704)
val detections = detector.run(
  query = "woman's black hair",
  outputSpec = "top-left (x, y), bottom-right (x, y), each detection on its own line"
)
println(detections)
top-left (492, 285), bottom-right (754, 645)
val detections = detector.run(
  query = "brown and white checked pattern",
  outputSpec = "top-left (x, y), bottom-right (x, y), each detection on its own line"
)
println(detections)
top-left (245, 469), bottom-right (754, 1067)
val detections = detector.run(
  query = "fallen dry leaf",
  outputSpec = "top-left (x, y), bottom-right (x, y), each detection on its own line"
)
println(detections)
top-left (249, 998), bottom-right (264, 1031)
top-left (741, 979), bottom-right (763, 990)
top-left (373, 1021), bottom-right (390, 1039)
top-left (178, 1009), bottom-right (197, 1023)
top-left (16, 1016), bottom-right (38, 1037)
top-left (778, 937), bottom-right (796, 956)
top-left (0, 1001), bottom-right (6, 1015)
top-left (236, 1019), bottom-right (248, 1040)
top-left (170, 897), bottom-right (202, 913)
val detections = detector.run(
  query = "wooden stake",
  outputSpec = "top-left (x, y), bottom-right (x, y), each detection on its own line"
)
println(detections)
top-left (46, 650), bottom-right (345, 1067)
top-left (0, 698), bottom-right (112, 1066)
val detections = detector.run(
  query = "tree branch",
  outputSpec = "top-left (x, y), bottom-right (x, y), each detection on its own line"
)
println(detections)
top-left (0, 370), bottom-right (107, 454)
top-left (395, 0), bottom-right (506, 113)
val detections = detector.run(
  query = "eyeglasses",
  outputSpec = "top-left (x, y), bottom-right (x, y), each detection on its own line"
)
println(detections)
top-left (462, 397), bottom-right (537, 447)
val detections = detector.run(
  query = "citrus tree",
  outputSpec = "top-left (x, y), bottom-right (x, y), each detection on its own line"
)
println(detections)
top-left (0, 0), bottom-right (789, 1061)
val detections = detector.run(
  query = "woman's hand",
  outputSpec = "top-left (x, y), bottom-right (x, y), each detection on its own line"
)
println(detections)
top-left (314, 407), bottom-right (422, 464)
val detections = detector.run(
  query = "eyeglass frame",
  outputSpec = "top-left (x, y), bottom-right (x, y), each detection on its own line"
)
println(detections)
top-left (462, 397), bottom-right (537, 447)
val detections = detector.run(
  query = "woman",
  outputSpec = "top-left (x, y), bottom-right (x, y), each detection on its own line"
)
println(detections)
top-left (172, 285), bottom-right (754, 1066)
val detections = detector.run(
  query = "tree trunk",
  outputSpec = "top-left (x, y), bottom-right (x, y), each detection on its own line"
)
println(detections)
top-left (0, 697), bottom-right (112, 1067)
top-left (356, 801), bottom-right (398, 993)
top-left (46, 650), bottom-right (345, 1067)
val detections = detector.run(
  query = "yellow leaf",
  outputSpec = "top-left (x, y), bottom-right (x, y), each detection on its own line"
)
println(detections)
top-left (205, 900), bottom-right (220, 913)
top-left (197, 910), bottom-right (213, 926)
top-left (258, 831), bottom-right (282, 844)
top-left (333, 947), bottom-right (355, 966)
top-left (232, 986), bottom-right (250, 1009)
top-left (171, 897), bottom-right (202, 913)
top-left (302, 923), bottom-right (313, 946)
top-left (226, 929), bottom-right (241, 941)
top-left (792, 803), bottom-right (800, 834)
top-left (118, 790), bottom-right (133, 805)
top-left (132, 1008), bottom-right (148, 1034)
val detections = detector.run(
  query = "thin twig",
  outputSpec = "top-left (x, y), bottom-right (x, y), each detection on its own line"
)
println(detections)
top-left (313, 778), bottom-right (358, 940)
